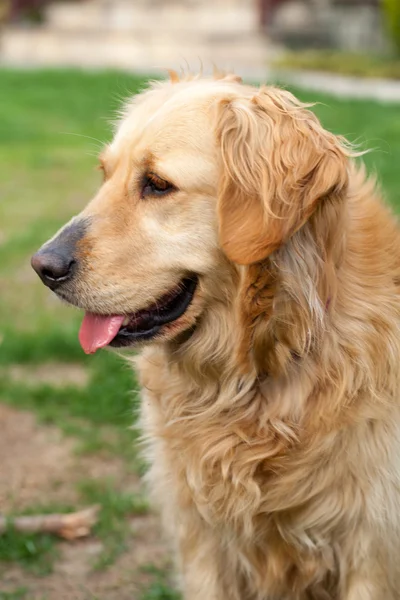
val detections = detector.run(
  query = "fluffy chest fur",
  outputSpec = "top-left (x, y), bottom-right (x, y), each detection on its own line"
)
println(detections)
top-left (137, 342), bottom-right (400, 600)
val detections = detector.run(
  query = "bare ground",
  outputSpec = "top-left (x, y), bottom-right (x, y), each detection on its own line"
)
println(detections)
top-left (0, 404), bottom-right (171, 599)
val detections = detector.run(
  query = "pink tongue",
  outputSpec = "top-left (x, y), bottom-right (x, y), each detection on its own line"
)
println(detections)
top-left (79, 313), bottom-right (125, 354)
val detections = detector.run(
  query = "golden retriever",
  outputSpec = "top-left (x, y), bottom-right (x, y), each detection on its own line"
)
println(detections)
top-left (32, 72), bottom-right (400, 599)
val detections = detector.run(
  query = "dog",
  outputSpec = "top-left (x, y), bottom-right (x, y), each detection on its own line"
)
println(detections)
top-left (32, 72), bottom-right (400, 599)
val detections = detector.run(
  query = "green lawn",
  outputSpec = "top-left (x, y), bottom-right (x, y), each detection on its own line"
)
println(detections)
top-left (0, 68), bottom-right (399, 598)
top-left (273, 50), bottom-right (400, 81)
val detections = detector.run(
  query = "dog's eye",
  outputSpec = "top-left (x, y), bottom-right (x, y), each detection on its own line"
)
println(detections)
top-left (141, 173), bottom-right (174, 198)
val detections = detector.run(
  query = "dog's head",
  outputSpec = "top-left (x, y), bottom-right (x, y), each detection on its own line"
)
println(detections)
top-left (31, 74), bottom-right (349, 358)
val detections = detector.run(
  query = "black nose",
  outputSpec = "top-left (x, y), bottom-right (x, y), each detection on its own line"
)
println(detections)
top-left (31, 251), bottom-right (75, 288)
top-left (31, 219), bottom-right (87, 289)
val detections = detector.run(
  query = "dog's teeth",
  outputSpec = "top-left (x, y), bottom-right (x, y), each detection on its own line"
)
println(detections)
top-left (122, 316), bottom-right (130, 327)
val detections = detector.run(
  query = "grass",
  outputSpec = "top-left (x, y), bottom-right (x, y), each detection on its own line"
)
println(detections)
top-left (0, 351), bottom-right (138, 428)
top-left (78, 479), bottom-right (149, 569)
top-left (0, 503), bottom-right (74, 577)
top-left (0, 590), bottom-right (28, 600)
top-left (0, 354), bottom-right (142, 471)
top-left (140, 579), bottom-right (181, 600)
top-left (140, 566), bottom-right (181, 600)
top-left (274, 50), bottom-right (400, 80)
top-left (0, 68), bottom-right (399, 597)
top-left (0, 527), bottom-right (57, 576)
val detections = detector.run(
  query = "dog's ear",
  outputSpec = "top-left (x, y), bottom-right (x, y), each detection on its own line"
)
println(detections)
top-left (216, 88), bottom-right (349, 265)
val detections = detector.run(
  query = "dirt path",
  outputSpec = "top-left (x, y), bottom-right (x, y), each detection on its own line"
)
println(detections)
top-left (0, 404), bottom-right (171, 599)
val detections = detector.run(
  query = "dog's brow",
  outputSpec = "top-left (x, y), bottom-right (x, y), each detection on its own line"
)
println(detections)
top-left (139, 151), bottom-right (156, 173)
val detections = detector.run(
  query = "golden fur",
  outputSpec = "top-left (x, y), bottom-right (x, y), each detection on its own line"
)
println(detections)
top-left (53, 73), bottom-right (400, 598)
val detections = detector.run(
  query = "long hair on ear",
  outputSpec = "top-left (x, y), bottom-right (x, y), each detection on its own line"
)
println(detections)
top-left (215, 87), bottom-right (352, 374)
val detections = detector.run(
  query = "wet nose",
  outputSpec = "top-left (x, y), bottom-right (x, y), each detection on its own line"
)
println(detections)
top-left (31, 250), bottom-right (75, 288)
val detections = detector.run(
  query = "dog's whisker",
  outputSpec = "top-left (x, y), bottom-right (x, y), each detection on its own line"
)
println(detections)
top-left (57, 131), bottom-right (105, 147)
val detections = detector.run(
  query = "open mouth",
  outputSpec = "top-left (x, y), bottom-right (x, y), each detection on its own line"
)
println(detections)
top-left (79, 275), bottom-right (199, 354)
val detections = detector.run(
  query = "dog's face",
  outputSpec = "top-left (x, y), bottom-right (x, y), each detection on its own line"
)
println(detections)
top-left (31, 75), bottom-right (349, 356)
top-left (31, 78), bottom-right (233, 353)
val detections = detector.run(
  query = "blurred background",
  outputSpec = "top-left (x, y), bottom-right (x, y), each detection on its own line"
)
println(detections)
top-left (1, 0), bottom-right (399, 76)
top-left (0, 1), bottom-right (400, 599)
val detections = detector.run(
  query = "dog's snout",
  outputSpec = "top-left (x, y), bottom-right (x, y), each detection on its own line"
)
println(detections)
top-left (31, 250), bottom-right (75, 287)
top-left (31, 218), bottom-right (88, 290)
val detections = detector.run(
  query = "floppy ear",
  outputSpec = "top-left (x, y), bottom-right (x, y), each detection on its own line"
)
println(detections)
top-left (216, 88), bottom-right (349, 265)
